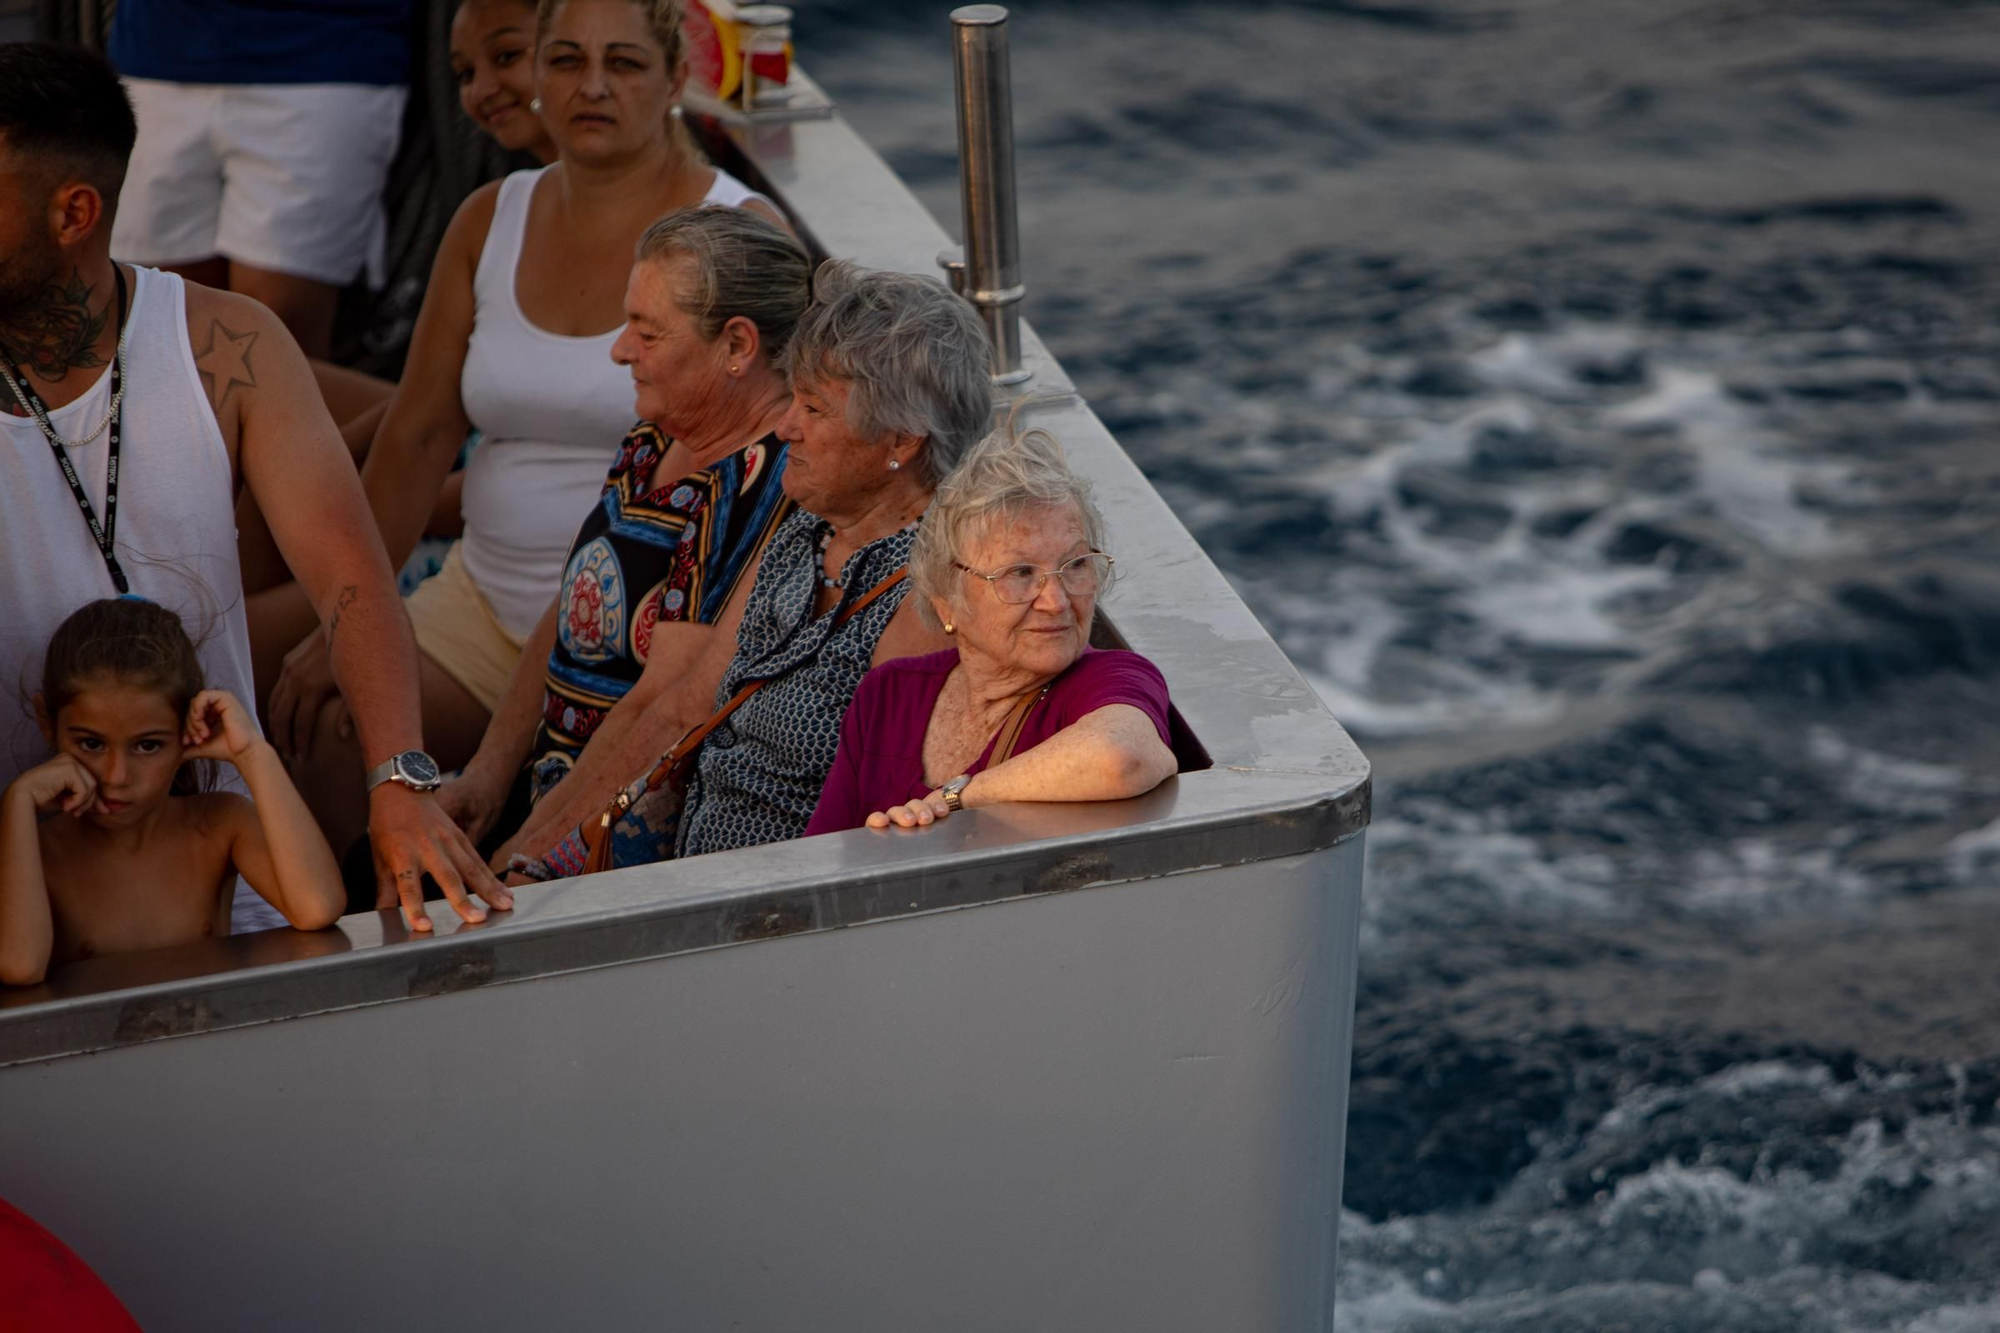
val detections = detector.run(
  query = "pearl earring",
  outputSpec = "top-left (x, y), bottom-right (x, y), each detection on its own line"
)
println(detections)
top-left (888, 459), bottom-right (901, 471)
top-left (530, 97), bottom-right (543, 113)
top-left (944, 621), bottom-right (955, 634)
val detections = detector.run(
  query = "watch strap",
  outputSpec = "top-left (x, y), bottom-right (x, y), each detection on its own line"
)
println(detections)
top-left (366, 751), bottom-right (441, 792)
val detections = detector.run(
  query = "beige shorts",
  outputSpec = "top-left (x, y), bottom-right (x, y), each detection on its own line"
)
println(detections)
top-left (406, 543), bottom-right (523, 713)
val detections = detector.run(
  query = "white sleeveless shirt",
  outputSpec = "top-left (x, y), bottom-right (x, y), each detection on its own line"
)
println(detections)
top-left (0, 265), bottom-right (281, 932)
top-left (457, 163), bottom-right (776, 640)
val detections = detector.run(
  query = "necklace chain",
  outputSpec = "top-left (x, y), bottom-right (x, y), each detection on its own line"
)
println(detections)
top-left (0, 324), bottom-right (130, 451)
top-left (2, 266), bottom-right (133, 596)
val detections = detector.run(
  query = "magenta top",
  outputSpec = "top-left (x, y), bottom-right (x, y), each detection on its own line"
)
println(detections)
top-left (805, 647), bottom-right (1176, 836)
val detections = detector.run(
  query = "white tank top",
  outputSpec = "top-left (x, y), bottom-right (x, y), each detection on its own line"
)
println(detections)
top-left (457, 163), bottom-right (775, 640)
top-left (0, 265), bottom-right (282, 932)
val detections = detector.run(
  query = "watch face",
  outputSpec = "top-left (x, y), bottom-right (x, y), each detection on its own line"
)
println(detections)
top-left (397, 751), bottom-right (441, 786)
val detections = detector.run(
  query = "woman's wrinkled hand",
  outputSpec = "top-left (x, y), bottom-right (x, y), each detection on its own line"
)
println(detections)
top-left (865, 789), bottom-right (953, 830)
top-left (487, 831), bottom-right (527, 876)
top-left (437, 766), bottom-right (507, 847)
top-left (266, 625), bottom-right (348, 761)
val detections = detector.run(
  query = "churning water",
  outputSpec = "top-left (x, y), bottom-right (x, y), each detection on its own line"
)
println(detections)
top-left (810, 1), bottom-right (2000, 1327)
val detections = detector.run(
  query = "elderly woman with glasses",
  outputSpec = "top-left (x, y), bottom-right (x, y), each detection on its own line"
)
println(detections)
top-left (805, 424), bottom-right (1180, 835)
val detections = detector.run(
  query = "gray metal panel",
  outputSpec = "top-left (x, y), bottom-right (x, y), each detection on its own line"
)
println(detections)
top-left (0, 769), bottom-right (1364, 1067)
top-left (0, 842), bottom-right (1363, 1332)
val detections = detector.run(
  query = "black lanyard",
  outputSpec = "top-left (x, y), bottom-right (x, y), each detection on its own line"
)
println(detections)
top-left (6, 266), bottom-right (129, 595)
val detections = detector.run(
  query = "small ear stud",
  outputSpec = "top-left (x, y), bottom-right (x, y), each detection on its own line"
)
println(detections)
top-left (888, 459), bottom-right (901, 471)
top-left (529, 97), bottom-right (543, 113)
top-left (943, 621), bottom-right (955, 634)
top-left (729, 364), bottom-right (739, 375)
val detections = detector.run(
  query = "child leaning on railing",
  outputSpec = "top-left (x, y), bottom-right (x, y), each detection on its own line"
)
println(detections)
top-left (0, 598), bottom-right (343, 986)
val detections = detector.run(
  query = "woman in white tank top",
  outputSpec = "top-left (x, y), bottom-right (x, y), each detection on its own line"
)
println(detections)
top-left (262, 0), bottom-right (786, 858)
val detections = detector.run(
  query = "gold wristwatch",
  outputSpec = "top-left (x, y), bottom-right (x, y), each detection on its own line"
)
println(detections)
top-left (940, 774), bottom-right (973, 813)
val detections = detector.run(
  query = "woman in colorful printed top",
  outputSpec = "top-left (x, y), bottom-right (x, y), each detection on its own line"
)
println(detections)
top-left (807, 424), bottom-right (1181, 835)
top-left (442, 206), bottom-right (808, 863)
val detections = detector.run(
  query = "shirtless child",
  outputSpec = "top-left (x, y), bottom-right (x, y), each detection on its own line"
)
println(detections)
top-left (0, 599), bottom-right (343, 986)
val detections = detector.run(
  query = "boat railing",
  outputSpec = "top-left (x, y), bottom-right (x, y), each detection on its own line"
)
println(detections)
top-left (942, 4), bottom-right (1030, 384)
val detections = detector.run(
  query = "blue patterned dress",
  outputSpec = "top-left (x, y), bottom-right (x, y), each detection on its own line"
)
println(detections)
top-left (675, 508), bottom-right (919, 857)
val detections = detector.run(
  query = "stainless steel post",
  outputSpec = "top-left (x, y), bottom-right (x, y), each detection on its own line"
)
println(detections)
top-left (949, 4), bottom-right (1032, 385)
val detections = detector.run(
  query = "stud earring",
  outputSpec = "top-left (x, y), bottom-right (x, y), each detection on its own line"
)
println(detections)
top-left (729, 364), bottom-right (739, 375)
top-left (888, 459), bottom-right (901, 471)
top-left (944, 621), bottom-right (955, 634)
top-left (530, 97), bottom-right (543, 113)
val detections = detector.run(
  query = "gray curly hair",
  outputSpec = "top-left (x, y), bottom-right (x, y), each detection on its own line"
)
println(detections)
top-left (781, 260), bottom-right (993, 486)
top-left (907, 416), bottom-right (1113, 632)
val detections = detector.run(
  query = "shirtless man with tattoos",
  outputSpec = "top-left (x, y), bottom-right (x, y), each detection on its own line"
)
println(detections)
top-left (0, 42), bottom-right (510, 936)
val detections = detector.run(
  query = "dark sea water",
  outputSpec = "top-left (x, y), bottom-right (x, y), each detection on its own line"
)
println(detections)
top-left (807, 1), bottom-right (2000, 1327)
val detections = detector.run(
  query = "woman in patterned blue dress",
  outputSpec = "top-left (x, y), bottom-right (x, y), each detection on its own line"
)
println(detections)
top-left (442, 207), bottom-right (809, 863)
top-left (507, 260), bottom-right (994, 877)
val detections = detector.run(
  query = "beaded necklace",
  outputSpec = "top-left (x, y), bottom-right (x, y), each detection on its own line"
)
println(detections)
top-left (817, 513), bottom-right (922, 590)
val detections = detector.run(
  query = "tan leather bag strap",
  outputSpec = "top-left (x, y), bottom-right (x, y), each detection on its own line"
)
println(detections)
top-left (986, 683), bottom-right (1050, 770)
top-left (650, 565), bottom-right (910, 785)
top-left (579, 568), bottom-right (909, 874)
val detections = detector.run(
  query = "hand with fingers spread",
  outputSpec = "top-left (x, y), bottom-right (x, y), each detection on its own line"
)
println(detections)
top-left (266, 625), bottom-right (348, 761)
top-left (865, 789), bottom-right (954, 831)
top-left (368, 784), bottom-right (513, 933)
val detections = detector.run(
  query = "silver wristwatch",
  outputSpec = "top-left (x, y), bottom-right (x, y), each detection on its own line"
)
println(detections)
top-left (365, 749), bottom-right (443, 793)
top-left (940, 773), bottom-right (973, 813)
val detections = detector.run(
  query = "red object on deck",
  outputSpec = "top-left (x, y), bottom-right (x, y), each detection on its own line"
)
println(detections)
top-left (0, 1197), bottom-right (142, 1331)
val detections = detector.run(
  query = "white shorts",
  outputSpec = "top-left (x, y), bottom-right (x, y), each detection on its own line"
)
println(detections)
top-left (112, 78), bottom-right (407, 287)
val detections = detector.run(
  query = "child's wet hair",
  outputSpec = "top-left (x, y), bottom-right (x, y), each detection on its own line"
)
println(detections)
top-left (41, 598), bottom-right (206, 721)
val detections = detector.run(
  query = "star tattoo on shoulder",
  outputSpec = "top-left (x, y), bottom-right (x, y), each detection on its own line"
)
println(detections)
top-left (195, 320), bottom-right (259, 410)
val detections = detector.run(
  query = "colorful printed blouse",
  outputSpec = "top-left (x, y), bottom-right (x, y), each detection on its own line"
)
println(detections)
top-left (527, 424), bottom-right (792, 802)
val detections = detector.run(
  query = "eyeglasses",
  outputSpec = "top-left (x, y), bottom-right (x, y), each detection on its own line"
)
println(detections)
top-left (954, 551), bottom-right (1113, 604)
